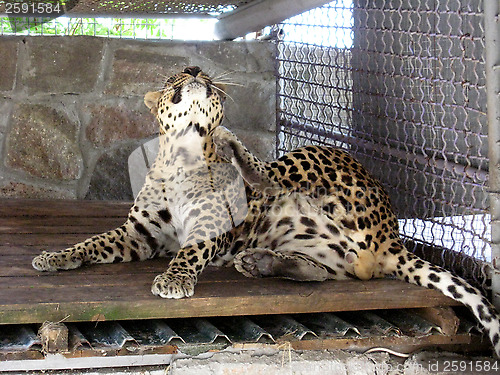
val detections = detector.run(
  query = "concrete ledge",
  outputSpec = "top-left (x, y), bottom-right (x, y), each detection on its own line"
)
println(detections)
top-left (2, 349), bottom-right (495, 375)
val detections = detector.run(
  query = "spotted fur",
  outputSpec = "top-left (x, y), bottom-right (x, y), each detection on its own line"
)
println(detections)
top-left (32, 66), bottom-right (500, 356)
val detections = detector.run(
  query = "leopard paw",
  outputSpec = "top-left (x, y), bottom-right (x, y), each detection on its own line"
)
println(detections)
top-left (151, 272), bottom-right (196, 299)
top-left (235, 248), bottom-right (329, 281)
top-left (234, 248), bottom-right (276, 278)
top-left (212, 127), bottom-right (235, 162)
top-left (32, 251), bottom-right (83, 272)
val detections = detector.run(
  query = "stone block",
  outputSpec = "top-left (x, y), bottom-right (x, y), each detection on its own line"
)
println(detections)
top-left (106, 46), bottom-right (189, 96)
top-left (85, 102), bottom-right (157, 148)
top-left (223, 77), bottom-right (276, 133)
top-left (229, 128), bottom-right (276, 161)
top-left (0, 38), bottom-right (18, 92)
top-left (0, 181), bottom-right (74, 199)
top-left (85, 145), bottom-right (136, 200)
top-left (22, 36), bottom-right (104, 94)
top-left (105, 40), bottom-right (275, 133)
top-left (192, 41), bottom-right (276, 74)
top-left (170, 350), bottom-right (394, 375)
top-left (5, 104), bottom-right (83, 180)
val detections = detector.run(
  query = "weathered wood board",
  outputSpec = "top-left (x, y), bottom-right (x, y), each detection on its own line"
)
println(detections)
top-left (0, 199), bottom-right (458, 325)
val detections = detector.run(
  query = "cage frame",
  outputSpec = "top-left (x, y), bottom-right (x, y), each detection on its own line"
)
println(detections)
top-left (484, 0), bottom-right (500, 308)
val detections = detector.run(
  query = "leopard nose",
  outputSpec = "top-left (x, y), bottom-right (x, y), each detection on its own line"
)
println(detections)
top-left (183, 66), bottom-right (202, 77)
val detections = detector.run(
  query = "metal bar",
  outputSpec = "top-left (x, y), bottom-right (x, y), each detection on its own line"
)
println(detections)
top-left (283, 120), bottom-right (489, 183)
top-left (0, 0), bottom-right (226, 18)
top-left (484, 0), bottom-right (500, 308)
top-left (0, 13), bottom-right (217, 19)
top-left (215, 0), bottom-right (332, 40)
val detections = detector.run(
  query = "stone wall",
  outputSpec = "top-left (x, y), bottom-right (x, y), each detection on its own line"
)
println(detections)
top-left (0, 36), bottom-right (276, 200)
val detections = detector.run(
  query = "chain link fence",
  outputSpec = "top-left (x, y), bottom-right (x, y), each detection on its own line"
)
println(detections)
top-left (276, 0), bottom-right (492, 292)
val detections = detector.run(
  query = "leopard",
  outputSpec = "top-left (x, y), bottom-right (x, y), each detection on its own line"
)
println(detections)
top-left (32, 66), bottom-right (500, 356)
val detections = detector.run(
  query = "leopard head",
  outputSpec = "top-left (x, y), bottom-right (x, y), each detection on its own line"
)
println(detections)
top-left (144, 66), bottom-right (225, 137)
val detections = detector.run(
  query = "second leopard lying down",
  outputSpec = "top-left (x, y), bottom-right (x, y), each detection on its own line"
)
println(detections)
top-left (33, 66), bottom-right (500, 356)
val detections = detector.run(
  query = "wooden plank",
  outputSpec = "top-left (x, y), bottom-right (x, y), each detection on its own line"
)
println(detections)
top-left (0, 255), bottom-right (173, 277)
top-left (0, 199), bottom-right (461, 329)
top-left (0, 199), bottom-right (131, 218)
top-left (0, 265), bottom-right (459, 325)
top-left (0, 224), bottom-right (123, 235)
top-left (1, 233), bottom-right (109, 246)
top-left (412, 307), bottom-right (460, 336)
top-left (0, 216), bottom-right (124, 229)
top-left (0, 333), bottom-right (488, 362)
top-left (0, 245), bottom-right (49, 256)
top-left (285, 333), bottom-right (488, 353)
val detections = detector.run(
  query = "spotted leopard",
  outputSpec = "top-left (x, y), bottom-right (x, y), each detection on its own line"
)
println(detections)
top-left (32, 66), bottom-right (500, 356)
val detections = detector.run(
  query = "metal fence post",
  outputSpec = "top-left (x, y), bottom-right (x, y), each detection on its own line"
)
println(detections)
top-left (484, 0), bottom-right (500, 308)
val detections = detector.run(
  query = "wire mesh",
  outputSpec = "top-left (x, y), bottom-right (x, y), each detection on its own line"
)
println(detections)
top-left (276, 0), bottom-right (491, 291)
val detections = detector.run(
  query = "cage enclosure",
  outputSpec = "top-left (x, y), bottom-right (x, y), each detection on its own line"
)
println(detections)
top-left (0, 0), bottom-right (500, 361)
top-left (276, 0), bottom-right (500, 300)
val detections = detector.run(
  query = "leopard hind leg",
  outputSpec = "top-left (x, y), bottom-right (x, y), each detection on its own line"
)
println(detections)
top-left (234, 248), bottom-right (330, 281)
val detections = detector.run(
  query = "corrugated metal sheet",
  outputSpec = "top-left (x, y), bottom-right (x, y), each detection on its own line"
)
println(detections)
top-left (0, 326), bottom-right (40, 352)
top-left (0, 309), bottom-right (481, 357)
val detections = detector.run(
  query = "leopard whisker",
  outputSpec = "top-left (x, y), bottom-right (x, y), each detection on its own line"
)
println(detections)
top-left (212, 81), bottom-right (245, 88)
top-left (211, 84), bottom-right (235, 103)
top-left (212, 70), bottom-right (236, 81)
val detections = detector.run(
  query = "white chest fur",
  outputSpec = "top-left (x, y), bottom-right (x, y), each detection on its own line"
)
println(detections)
top-left (148, 130), bottom-right (247, 246)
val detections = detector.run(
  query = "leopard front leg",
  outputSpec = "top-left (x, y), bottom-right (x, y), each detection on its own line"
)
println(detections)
top-left (33, 214), bottom-right (177, 271)
top-left (32, 223), bottom-right (142, 271)
top-left (33, 184), bottom-right (179, 271)
top-left (151, 231), bottom-right (232, 299)
top-left (212, 126), bottom-right (279, 191)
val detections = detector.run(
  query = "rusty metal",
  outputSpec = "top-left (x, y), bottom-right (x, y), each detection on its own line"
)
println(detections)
top-left (377, 310), bottom-right (441, 336)
top-left (251, 315), bottom-right (318, 341)
top-left (76, 322), bottom-right (137, 350)
top-left (293, 312), bottom-right (361, 337)
top-left (120, 319), bottom-right (185, 346)
top-left (209, 316), bottom-right (275, 343)
top-left (336, 311), bottom-right (400, 337)
top-left (0, 310), bottom-right (489, 369)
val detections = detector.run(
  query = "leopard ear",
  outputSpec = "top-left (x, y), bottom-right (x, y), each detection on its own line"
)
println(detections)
top-left (144, 91), bottom-right (163, 114)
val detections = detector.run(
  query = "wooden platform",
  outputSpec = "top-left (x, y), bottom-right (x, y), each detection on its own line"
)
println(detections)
top-left (0, 199), bottom-right (459, 325)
